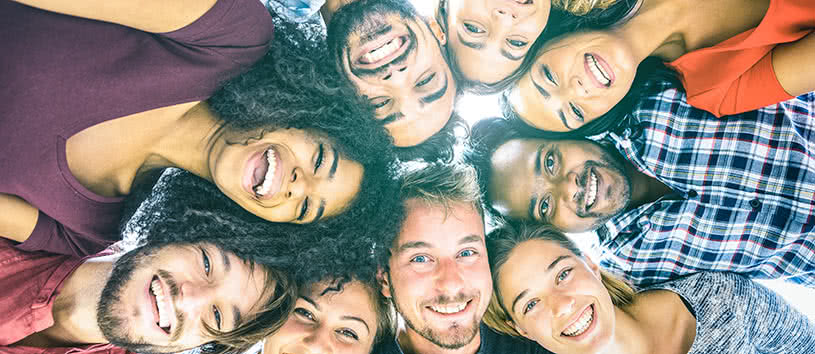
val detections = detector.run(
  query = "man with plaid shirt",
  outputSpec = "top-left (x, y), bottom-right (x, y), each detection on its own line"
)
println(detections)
top-left (472, 82), bottom-right (815, 287)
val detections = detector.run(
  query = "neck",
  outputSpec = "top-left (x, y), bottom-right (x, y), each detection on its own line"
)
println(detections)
top-left (605, 304), bottom-right (652, 354)
top-left (612, 0), bottom-right (689, 62)
top-left (397, 326), bottom-right (482, 354)
top-left (626, 163), bottom-right (672, 209)
top-left (146, 102), bottom-right (221, 182)
top-left (45, 255), bottom-right (118, 346)
top-left (612, 291), bottom-right (696, 354)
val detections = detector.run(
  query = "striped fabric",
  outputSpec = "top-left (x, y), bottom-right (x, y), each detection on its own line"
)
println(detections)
top-left (595, 84), bottom-right (815, 287)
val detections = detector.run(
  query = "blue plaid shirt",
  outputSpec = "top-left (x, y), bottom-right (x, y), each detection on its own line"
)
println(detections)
top-left (596, 84), bottom-right (815, 287)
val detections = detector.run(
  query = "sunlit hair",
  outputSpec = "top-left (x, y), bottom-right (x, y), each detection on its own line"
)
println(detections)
top-left (400, 162), bottom-right (483, 218)
top-left (483, 221), bottom-right (636, 337)
top-left (395, 112), bottom-right (467, 163)
top-left (554, 0), bottom-right (621, 15)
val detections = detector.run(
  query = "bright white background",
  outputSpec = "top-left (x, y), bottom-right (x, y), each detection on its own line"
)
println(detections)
top-left (457, 93), bottom-right (815, 320)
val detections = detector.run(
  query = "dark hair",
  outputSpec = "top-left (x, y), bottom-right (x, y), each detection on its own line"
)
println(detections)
top-left (483, 220), bottom-right (635, 337)
top-left (394, 111), bottom-right (467, 163)
top-left (206, 18), bottom-right (401, 228)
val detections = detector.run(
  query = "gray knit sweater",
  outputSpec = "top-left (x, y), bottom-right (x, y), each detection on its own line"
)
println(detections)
top-left (644, 272), bottom-right (815, 354)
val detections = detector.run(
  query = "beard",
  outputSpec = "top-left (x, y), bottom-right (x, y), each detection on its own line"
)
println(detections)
top-left (388, 274), bottom-right (480, 350)
top-left (96, 244), bottom-right (182, 354)
top-left (326, 0), bottom-right (419, 74)
top-left (577, 144), bottom-right (633, 229)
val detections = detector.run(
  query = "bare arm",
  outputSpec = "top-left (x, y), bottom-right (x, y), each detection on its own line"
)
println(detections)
top-left (320, 0), bottom-right (353, 24)
top-left (12, 0), bottom-right (218, 33)
top-left (0, 193), bottom-right (38, 244)
top-left (773, 31), bottom-right (815, 97)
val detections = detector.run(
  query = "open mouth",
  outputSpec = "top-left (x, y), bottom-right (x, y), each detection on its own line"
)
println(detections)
top-left (562, 304), bottom-right (594, 337)
top-left (584, 53), bottom-right (613, 88)
top-left (352, 29), bottom-right (411, 71)
top-left (245, 146), bottom-right (282, 200)
top-left (150, 275), bottom-right (173, 335)
top-left (427, 299), bottom-right (473, 316)
top-left (585, 169), bottom-right (598, 211)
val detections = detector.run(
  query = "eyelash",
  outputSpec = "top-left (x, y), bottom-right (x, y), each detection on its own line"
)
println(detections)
top-left (213, 305), bottom-right (222, 330)
top-left (373, 98), bottom-right (390, 109)
top-left (523, 299), bottom-right (538, 315)
top-left (569, 102), bottom-right (585, 122)
top-left (295, 307), bottom-right (316, 321)
top-left (411, 255), bottom-right (430, 263)
top-left (543, 65), bottom-right (557, 85)
top-left (202, 248), bottom-right (211, 276)
top-left (459, 249), bottom-right (477, 257)
top-left (297, 197), bottom-right (311, 221)
top-left (464, 23), bottom-right (484, 34)
top-left (314, 143), bottom-right (324, 174)
top-left (539, 196), bottom-right (550, 220)
top-left (507, 39), bottom-right (528, 48)
top-left (416, 73), bottom-right (435, 87)
top-left (557, 268), bottom-right (572, 283)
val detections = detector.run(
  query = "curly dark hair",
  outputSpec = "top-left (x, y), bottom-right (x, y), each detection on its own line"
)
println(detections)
top-left (204, 18), bottom-right (401, 230)
top-left (122, 167), bottom-right (402, 349)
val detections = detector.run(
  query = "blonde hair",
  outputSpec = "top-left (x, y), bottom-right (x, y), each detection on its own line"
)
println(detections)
top-left (552, 0), bottom-right (621, 15)
top-left (399, 162), bottom-right (483, 217)
top-left (483, 222), bottom-right (636, 337)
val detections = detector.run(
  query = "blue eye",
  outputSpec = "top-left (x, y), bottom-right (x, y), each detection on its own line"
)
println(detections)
top-left (464, 23), bottom-right (484, 34)
top-left (295, 307), bottom-right (316, 321)
top-left (543, 65), bottom-right (557, 85)
top-left (557, 268), bottom-right (572, 283)
top-left (523, 299), bottom-right (539, 315)
top-left (539, 197), bottom-right (550, 219)
top-left (338, 328), bottom-right (359, 340)
top-left (416, 73), bottom-right (435, 87)
top-left (411, 255), bottom-right (429, 263)
top-left (213, 305), bottom-right (222, 330)
top-left (459, 249), bottom-right (476, 257)
top-left (201, 248), bottom-right (211, 276)
top-left (507, 39), bottom-right (528, 48)
top-left (545, 151), bottom-right (555, 173)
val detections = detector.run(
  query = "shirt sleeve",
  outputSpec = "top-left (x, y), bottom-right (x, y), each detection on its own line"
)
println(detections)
top-left (742, 277), bottom-right (815, 353)
top-left (15, 211), bottom-right (115, 257)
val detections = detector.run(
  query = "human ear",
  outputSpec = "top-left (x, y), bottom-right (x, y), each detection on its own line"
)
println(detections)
top-left (377, 268), bottom-right (392, 299)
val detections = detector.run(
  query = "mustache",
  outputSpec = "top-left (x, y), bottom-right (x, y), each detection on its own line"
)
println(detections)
top-left (156, 269), bottom-right (187, 342)
top-left (421, 292), bottom-right (476, 307)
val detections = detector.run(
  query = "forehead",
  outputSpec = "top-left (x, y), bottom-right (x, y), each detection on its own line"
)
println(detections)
top-left (305, 281), bottom-right (377, 322)
top-left (499, 240), bottom-right (568, 293)
top-left (394, 200), bottom-right (485, 249)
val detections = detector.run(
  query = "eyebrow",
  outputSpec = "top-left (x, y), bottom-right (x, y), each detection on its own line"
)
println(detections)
top-left (397, 240), bottom-right (433, 253)
top-left (302, 295), bottom-right (321, 310)
top-left (457, 32), bottom-right (484, 50)
top-left (312, 199), bottom-right (326, 223)
top-left (532, 78), bottom-right (573, 130)
top-left (328, 146), bottom-right (339, 180)
top-left (459, 234), bottom-right (483, 245)
top-left (511, 255), bottom-right (573, 314)
top-left (342, 315), bottom-right (371, 334)
top-left (421, 74), bottom-right (448, 106)
top-left (381, 112), bottom-right (406, 126)
top-left (218, 246), bottom-right (231, 273)
top-left (500, 48), bottom-right (524, 61)
top-left (232, 305), bottom-right (242, 330)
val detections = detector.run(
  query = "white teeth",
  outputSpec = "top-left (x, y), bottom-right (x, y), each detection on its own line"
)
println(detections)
top-left (429, 302), bottom-right (467, 314)
top-left (254, 148), bottom-right (277, 197)
top-left (587, 55), bottom-right (611, 86)
top-left (361, 37), bottom-right (402, 64)
top-left (151, 279), bottom-right (170, 330)
top-left (562, 306), bottom-right (594, 337)
top-left (586, 171), bottom-right (598, 209)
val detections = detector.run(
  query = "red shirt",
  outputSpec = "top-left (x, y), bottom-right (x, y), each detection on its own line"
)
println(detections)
top-left (668, 0), bottom-right (815, 117)
top-left (0, 239), bottom-right (127, 354)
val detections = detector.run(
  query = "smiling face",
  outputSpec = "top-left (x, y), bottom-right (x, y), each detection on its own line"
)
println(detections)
top-left (329, 0), bottom-right (456, 147)
top-left (209, 128), bottom-right (364, 224)
top-left (383, 200), bottom-right (491, 349)
top-left (510, 30), bottom-right (638, 131)
top-left (497, 239), bottom-right (615, 353)
top-left (446, 0), bottom-right (551, 84)
top-left (263, 280), bottom-right (378, 354)
top-left (488, 138), bottom-right (630, 233)
top-left (97, 242), bottom-right (273, 353)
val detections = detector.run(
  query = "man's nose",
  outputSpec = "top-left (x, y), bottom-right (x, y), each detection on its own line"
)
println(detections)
top-left (176, 281), bottom-right (215, 323)
top-left (435, 258), bottom-right (465, 295)
top-left (555, 171), bottom-right (581, 210)
top-left (381, 63), bottom-right (408, 82)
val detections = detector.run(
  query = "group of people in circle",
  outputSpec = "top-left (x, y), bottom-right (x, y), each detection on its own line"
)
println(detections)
top-left (2, 0), bottom-right (814, 353)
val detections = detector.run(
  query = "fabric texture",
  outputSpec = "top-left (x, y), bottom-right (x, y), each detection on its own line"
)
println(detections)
top-left (668, 0), bottom-right (815, 117)
top-left (596, 82), bottom-right (815, 287)
top-left (0, 238), bottom-right (125, 354)
top-left (372, 323), bottom-right (552, 354)
top-left (644, 272), bottom-right (815, 354)
top-left (0, 0), bottom-right (273, 257)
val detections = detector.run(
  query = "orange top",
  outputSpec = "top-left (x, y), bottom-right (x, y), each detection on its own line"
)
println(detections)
top-left (668, 0), bottom-right (815, 117)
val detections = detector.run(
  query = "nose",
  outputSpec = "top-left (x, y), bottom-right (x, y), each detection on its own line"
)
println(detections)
top-left (554, 170), bottom-right (581, 210)
top-left (435, 258), bottom-right (465, 295)
top-left (302, 329), bottom-right (334, 354)
top-left (548, 293), bottom-right (576, 318)
top-left (381, 63), bottom-right (408, 82)
top-left (286, 167), bottom-right (309, 200)
top-left (570, 76), bottom-right (590, 97)
top-left (177, 280), bottom-right (215, 324)
top-left (493, 7), bottom-right (518, 22)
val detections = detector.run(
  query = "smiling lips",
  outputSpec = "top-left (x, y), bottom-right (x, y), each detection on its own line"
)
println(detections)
top-left (584, 53), bottom-right (614, 88)
top-left (360, 36), bottom-right (404, 65)
top-left (150, 276), bottom-right (173, 334)
top-left (247, 146), bottom-right (282, 200)
top-left (585, 169), bottom-right (598, 210)
top-left (562, 304), bottom-right (595, 337)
